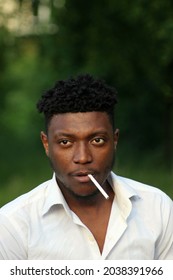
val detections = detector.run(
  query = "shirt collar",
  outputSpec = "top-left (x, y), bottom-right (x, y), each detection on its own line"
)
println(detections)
top-left (108, 172), bottom-right (140, 220)
top-left (42, 172), bottom-right (140, 219)
top-left (42, 173), bottom-right (71, 216)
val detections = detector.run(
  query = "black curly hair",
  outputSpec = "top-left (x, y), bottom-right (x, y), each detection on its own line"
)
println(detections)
top-left (37, 74), bottom-right (118, 131)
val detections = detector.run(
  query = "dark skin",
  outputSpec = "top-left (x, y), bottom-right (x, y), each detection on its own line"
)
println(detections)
top-left (41, 112), bottom-right (119, 253)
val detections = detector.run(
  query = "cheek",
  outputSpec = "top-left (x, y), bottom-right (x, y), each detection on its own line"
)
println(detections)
top-left (95, 146), bottom-right (114, 167)
top-left (48, 148), bottom-right (71, 171)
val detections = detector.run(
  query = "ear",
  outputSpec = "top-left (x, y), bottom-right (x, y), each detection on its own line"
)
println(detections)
top-left (114, 128), bottom-right (119, 149)
top-left (40, 131), bottom-right (49, 156)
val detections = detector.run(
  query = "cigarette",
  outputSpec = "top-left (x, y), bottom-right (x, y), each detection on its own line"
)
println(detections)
top-left (88, 174), bottom-right (109, 200)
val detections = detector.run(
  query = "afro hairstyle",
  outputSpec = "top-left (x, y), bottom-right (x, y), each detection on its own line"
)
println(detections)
top-left (37, 74), bottom-right (118, 130)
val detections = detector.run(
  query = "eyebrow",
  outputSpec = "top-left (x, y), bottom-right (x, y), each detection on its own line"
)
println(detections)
top-left (53, 130), bottom-right (109, 138)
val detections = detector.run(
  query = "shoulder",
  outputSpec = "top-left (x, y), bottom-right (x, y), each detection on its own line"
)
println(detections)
top-left (112, 172), bottom-right (173, 207)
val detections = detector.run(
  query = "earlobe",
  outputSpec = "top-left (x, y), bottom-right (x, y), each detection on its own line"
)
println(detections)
top-left (40, 131), bottom-right (49, 156)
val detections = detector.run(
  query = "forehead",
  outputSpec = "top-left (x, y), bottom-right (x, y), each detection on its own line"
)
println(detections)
top-left (48, 112), bottom-right (113, 135)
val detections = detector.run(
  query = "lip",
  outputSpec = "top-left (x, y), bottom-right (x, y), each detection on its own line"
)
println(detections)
top-left (72, 171), bottom-right (93, 183)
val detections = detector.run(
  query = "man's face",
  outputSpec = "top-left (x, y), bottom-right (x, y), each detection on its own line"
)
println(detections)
top-left (41, 112), bottom-right (119, 198)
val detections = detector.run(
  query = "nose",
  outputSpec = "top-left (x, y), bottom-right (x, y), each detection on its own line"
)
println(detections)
top-left (73, 142), bottom-right (92, 164)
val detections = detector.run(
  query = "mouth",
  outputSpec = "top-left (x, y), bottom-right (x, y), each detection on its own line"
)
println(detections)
top-left (71, 171), bottom-right (93, 183)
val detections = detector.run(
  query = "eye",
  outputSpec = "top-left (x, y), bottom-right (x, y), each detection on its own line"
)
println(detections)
top-left (59, 139), bottom-right (72, 147)
top-left (92, 138), bottom-right (105, 146)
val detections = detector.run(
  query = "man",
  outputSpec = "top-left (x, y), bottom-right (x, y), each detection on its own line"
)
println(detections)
top-left (0, 74), bottom-right (172, 259)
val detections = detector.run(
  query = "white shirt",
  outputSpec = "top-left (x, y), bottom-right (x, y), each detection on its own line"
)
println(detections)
top-left (0, 172), bottom-right (172, 260)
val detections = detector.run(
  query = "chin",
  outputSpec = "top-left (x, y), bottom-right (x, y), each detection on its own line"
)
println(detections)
top-left (71, 189), bottom-right (99, 199)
